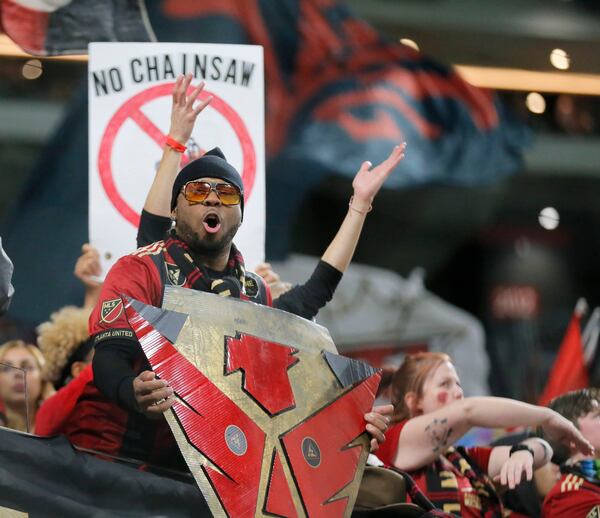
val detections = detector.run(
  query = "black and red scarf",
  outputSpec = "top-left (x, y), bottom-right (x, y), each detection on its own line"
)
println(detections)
top-left (422, 447), bottom-right (503, 517)
top-left (164, 234), bottom-right (247, 298)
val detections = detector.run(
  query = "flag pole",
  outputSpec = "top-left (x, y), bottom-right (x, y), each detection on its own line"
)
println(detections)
top-left (583, 307), bottom-right (600, 365)
top-left (575, 297), bottom-right (588, 318)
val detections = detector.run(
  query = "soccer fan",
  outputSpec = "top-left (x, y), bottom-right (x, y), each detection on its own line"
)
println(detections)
top-left (0, 340), bottom-right (54, 432)
top-left (64, 74), bottom-right (399, 470)
top-left (542, 389), bottom-right (600, 518)
top-left (376, 352), bottom-right (593, 517)
top-left (34, 306), bottom-right (94, 436)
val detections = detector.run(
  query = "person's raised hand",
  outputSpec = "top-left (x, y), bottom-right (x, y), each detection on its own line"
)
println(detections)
top-left (169, 73), bottom-right (213, 145)
top-left (350, 143), bottom-right (406, 213)
top-left (74, 243), bottom-right (102, 290)
top-left (133, 370), bottom-right (174, 419)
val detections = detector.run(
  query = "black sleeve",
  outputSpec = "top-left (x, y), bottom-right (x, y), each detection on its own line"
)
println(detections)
top-left (137, 209), bottom-right (171, 248)
top-left (92, 337), bottom-right (144, 412)
top-left (273, 260), bottom-right (342, 319)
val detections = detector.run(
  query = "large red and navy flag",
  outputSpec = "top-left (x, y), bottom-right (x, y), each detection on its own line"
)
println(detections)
top-left (2, 0), bottom-right (526, 183)
top-left (1, 0), bottom-right (528, 322)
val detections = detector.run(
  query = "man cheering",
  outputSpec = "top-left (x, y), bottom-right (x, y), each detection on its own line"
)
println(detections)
top-left (71, 75), bottom-right (403, 471)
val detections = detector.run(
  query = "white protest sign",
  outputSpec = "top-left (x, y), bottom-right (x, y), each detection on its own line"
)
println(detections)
top-left (88, 42), bottom-right (265, 276)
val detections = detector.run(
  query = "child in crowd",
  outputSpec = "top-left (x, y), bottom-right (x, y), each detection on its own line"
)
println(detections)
top-left (542, 388), bottom-right (600, 518)
top-left (35, 306), bottom-right (94, 436)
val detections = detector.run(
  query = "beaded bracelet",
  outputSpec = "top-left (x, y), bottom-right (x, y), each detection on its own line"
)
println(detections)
top-left (348, 195), bottom-right (373, 215)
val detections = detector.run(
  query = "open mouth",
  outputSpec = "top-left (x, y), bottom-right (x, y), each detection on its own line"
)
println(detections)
top-left (202, 213), bottom-right (222, 234)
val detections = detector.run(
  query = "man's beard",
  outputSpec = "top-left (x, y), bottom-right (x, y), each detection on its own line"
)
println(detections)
top-left (175, 218), bottom-right (240, 258)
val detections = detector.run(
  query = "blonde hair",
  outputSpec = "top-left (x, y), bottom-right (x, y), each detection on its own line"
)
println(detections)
top-left (37, 305), bottom-right (90, 385)
top-left (0, 340), bottom-right (55, 431)
top-left (388, 352), bottom-right (452, 422)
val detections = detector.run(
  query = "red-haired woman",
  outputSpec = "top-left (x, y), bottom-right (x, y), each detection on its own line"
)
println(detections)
top-left (376, 352), bottom-right (593, 517)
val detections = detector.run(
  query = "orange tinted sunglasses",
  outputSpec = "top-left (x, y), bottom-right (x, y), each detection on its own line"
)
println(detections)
top-left (182, 181), bottom-right (242, 206)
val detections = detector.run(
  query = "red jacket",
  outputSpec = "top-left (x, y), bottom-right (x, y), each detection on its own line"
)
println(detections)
top-left (35, 364), bottom-right (93, 436)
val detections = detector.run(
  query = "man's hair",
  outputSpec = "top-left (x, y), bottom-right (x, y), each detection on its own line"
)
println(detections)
top-left (549, 389), bottom-right (599, 427)
top-left (544, 388), bottom-right (599, 463)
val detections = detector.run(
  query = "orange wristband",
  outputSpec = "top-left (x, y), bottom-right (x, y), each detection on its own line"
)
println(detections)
top-left (165, 136), bottom-right (187, 153)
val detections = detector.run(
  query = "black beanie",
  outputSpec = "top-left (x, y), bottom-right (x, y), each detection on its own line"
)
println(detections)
top-left (171, 147), bottom-right (244, 216)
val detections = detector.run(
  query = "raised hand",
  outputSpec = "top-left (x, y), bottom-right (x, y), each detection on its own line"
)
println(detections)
top-left (351, 143), bottom-right (406, 213)
top-left (74, 243), bottom-right (102, 289)
top-left (169, 73), bottom-right (213, 144)
top-left (74, 243), bottom-right (103, 308)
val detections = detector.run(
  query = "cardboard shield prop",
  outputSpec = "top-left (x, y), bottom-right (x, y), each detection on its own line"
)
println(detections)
top-left (123, 286), bottom-right (381, 518)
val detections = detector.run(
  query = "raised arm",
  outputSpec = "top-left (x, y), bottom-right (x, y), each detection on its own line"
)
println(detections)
top-left (321, 143), bottom-right (405, 272)
top-left (143, 74), bottom-right (212, 217)
top-left (393, 397), bottom-right (592, 471)
top-left (273, 144), bottom-right (406, 318)
top-left (74, 243), bottom-right (102, 309)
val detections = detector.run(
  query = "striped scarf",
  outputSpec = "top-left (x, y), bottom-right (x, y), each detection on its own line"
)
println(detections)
top-left (424, 447), bottom-right (503, 517)
top-left (164, 235), bottom-right (246, 298)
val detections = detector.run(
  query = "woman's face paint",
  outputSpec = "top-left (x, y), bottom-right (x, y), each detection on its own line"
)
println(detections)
top-left (418, 362), bottom-right (464, 415)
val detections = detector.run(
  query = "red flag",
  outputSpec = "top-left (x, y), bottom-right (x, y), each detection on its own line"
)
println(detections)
top-left (539, 310), bottom-right (589, 406)
top-left (1, 0), bottom-right (50, 55)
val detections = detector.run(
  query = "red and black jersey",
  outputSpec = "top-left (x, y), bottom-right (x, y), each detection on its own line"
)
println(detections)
top-left (543, 471), bottom-right (600, 518)
top-left (90, 241), bottom-right (271, 338)
top-left (68, 241), bottom-right (271, 471)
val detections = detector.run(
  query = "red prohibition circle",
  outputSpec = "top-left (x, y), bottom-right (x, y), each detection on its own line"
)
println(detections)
top-left (98, 83), bottom-right (257, 227)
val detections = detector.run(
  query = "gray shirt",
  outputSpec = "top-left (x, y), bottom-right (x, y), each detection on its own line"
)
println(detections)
top-left (0, 237), bottom-right (14, 315)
